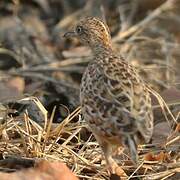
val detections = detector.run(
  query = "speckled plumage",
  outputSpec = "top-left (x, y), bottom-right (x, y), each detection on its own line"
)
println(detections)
top-left (64, 17), bottom-right (153, 175)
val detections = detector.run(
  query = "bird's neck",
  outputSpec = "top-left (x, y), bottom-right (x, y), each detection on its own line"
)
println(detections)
top-left (91, 44), bottom-right (113, 57)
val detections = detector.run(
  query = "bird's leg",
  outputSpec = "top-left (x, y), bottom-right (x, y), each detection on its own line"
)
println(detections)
top-left (125, 135), bottom-right (138, 164)
top-left (94, 134), bottom-right (127, 177)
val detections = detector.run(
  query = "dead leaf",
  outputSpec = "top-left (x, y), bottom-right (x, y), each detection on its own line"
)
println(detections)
top-left (152, 87), bottom-right (180, 105)
top-left (151, 87), bottom-right (180, 125)
top-left (152, 122), bottom-right (171, 144)
top-left (144, 152), bottom-right (170, 162)
top-left (0, 80), bottom-right (23, 102)
top-left (8, 77), bottom-right (25, 93)
top-left (175, 123), bottom-right (180, 132)
top-left (0, 160), bottom-right (79, 180)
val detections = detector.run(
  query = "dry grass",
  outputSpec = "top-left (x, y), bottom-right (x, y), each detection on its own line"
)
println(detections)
top-left (0, 94), bottom-right (179, 179)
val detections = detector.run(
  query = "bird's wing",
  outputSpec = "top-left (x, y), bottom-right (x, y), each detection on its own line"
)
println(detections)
top-left (99, 55), bottom-right (153, 142)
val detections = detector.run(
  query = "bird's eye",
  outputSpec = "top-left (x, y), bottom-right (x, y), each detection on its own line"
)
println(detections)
top-left (76, 26), bottom-right (83, 34)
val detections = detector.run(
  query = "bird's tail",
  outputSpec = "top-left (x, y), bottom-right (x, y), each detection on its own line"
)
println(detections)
top-left (126, 135), bottom-right (138, 164)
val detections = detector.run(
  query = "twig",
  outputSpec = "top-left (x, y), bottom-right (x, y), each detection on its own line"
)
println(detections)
top-left (15, 66), bottom-right (85, 73)
top-left (8, 71), bottom-right (79, 90)
top-left (113, 0), bottom-right (176, 42)
top-left (0, 156), bottom-right (35, 168)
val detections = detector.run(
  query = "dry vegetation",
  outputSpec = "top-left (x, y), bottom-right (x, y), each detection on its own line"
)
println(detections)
top-left (0, 0), bottom-right (179, 179)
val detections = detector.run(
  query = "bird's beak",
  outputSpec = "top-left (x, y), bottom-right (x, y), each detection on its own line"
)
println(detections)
top-left (63, 31), bottom-right (76, 38)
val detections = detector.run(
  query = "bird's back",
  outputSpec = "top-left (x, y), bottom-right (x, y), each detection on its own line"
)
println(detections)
top-left (80, 53), bottom-right (153, 147)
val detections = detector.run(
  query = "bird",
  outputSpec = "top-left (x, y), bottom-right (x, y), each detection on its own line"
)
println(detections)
top-left (64, 17), bottom-right (154, 176)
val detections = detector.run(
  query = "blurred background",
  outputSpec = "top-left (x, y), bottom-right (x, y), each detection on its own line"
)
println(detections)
top-left (0, 0), bottom-right (179, 119)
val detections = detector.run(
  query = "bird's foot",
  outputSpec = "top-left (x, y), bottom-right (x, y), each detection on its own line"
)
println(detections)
top-left (109, 161), bottom-right (127, 178)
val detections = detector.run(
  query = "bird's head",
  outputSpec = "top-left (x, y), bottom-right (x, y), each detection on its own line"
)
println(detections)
top-left (64, 17), bottom-right (112, 54)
